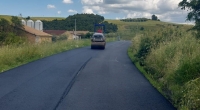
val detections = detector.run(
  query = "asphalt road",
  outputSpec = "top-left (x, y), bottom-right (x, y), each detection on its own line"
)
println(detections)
top-left (0, 41), bottom-right (175, 110)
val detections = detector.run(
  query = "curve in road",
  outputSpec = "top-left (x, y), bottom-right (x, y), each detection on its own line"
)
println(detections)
top-left (0, 41), bottom-right (175, 110)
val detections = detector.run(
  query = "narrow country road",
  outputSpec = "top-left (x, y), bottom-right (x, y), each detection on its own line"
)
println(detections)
top-left (0, 41), bottom-right (175, 110)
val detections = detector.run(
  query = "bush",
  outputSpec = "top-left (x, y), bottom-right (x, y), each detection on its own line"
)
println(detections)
top-left (4, 33), bottom-right (26, 45)
top-left (0, 32), bottom-right (26, 45)
top-left (52, 36), bottom-right (57, 42)
top-left (180, 78), bottom-right (200, 110)
top-left (136, 37), bottom-right (152, 66)
top-left (173, 57), bottom-right (200, 85)
top-left (140, 27), bottom-right (144, 31)
top-left (57, 34), bottom-right (68, 41)
top-left (84, 32), bottom-right (93, 39)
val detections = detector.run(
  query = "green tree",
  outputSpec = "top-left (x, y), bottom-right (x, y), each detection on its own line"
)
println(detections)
top-left (179, 0), bottom-right (200, 38)
top-left (42, 14), bottom-right (118, 33)
top-left (152, 14), bottom-right (158, 21)
top-left (26, 16), bottom-right (30, 20)
top-left (0, 18), bottom-right (11, 32)
top-left (11, 16), bottom-right (22, 28)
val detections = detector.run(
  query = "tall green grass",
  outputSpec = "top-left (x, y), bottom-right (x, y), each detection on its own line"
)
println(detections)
top-left (0, 40), bottom-right (90, 73)
top-left (129, 24), bottom-right (200, 109)
top-left (0, 37), bottom-right (117, 73)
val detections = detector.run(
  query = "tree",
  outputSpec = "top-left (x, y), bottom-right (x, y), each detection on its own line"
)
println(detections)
top-left (0, 18), bottom-right (11, 32)
top-left (152, 14), bottom-right (158, 21)
top-left (11, 16), bottom-right (22, 28)
top-left (26, 16), bottom-right (30, 20)
top-left (179, 0), bottom-right (200, 38)
top-left (42, 14), bottom-right (118, 33)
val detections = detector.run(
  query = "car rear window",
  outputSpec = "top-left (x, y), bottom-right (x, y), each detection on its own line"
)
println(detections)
top-left (93, 35), bottom-right (103, 38)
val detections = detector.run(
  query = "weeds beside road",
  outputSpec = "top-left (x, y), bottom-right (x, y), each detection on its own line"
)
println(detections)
top-left (128, 24), bottom-right (200, 110)
top-left (0, 37), bottom-right (117, 73)
top-left (0, 40), bottom-right (90, 73)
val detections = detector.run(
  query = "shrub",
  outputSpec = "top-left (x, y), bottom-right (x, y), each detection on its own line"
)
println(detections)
top-left (57, 34), bottom-right (68, 41)
top-left (136, 37), bottom-right (152, 66)
top-left (180, 78), bottom-right (200, 110)
top-left (3, 33), bottom-right (26, 45)
top-left (173, 57), bottom-right (200, 86)
top-left (140, 27), bottom-right (144, 31)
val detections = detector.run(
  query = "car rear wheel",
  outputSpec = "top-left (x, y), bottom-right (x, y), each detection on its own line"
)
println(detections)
top-left (102, 45), bottom-right (105, 50)
top-left (91, 45), bottom-right (94, 49)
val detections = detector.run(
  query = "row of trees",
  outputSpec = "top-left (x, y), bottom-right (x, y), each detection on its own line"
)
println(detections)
top-left (120, 15), bottom-right (160, 22)
top-left (42, 14), bottom-right (118, 33)
top-left (120, 18), bottom-right (149, 22)
top-left (151, 15), bottom-right (160, 21)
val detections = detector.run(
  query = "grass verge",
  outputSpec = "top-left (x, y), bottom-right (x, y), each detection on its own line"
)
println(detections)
top-left (0, 40), bottom-right (90, 73)
top-left (0, 37), bottom-right (117, 73)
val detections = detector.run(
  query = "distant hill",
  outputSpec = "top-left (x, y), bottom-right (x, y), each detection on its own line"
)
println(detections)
top-left (105, 19), bottom-right (192, 32)
top-left (0, 15), bottom-right (64, 21)
top-left (42, 14), bottom-right (118, 33)
top-left (104, 19), bottom-right (193, 40)
top-left (0, 14), bottom-right (118, 33)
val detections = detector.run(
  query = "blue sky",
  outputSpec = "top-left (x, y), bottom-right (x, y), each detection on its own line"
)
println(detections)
top-left (0, 0), bottom-right (82, 17)
top-left (0, 0), bottom-right (193, 24)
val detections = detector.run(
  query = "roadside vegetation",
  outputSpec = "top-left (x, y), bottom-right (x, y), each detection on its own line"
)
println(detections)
top-left (1, 2), bottom-right (200, 108)
top-left (0, 14), bottom-right (118, 73)
top-left (128, 25), bottom-right (200, 109)
top-left (0, 40), bottom-right (91, 72)
top-left (106, 0), bottom-right (200, 109)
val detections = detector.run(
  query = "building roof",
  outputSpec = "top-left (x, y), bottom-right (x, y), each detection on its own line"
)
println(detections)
top-left (43, 30), bottom-right (67, 36)
top-left (67, 31), bottom-right (89, 35)
top-left (23, 25), bottom-right (52, 37)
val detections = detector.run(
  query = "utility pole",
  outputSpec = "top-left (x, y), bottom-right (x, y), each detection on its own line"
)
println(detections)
top-left (75, 19), bottom-right (76, 38)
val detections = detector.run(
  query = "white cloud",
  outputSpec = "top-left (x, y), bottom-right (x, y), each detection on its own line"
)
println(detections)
top-left (81, 0), bottom-right (189, 23)
top-left (116, 17), bottom-right (120, 20)
top-left (127, 12), bottom-right (152, 19)
top-left (63, 0), bottom-right (73, 4)
top-left (57, 11), bottom-right (61, 14)
top-left (81, 0), bottom-right (103, 5)
top-left (82, 6), bottom-right (94, 14)
top-left (47, 4), bottom-right (56, 9)
top-left (68, 9), bottom-right (78, 13)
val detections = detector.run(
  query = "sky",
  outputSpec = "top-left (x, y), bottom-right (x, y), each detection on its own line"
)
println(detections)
top-left (0, 0), bottom-right (194, 24)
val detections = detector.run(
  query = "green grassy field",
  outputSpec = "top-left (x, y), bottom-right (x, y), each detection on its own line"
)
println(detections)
top-left (0, 15), bottom-right (12, 21)
top-left (31, 17), bottom-right (65, 21)
top-left (0, 15), bottom-right (65, 21)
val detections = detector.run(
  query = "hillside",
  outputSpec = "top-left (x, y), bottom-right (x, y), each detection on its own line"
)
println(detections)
top-left (105, 19), bottom-right (193, 40)
top-left (0, 15), bottom-right (64, 21)
top-left (106, 19), bottom-right (192, 31)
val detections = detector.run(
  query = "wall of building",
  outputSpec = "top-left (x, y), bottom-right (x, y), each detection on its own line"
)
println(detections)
top-left (40, 36), bottom-right (52, 43)
top-left (22, 31), bottom-right (52, 43)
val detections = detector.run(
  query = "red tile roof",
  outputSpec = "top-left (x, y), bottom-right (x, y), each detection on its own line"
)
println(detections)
top-left (24, 25), bottom-right (52, 37)
top-left (43, 30), bottom-right (67, 36)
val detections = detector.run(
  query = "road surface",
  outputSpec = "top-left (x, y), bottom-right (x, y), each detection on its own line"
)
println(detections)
top-left (0, 41), bottom-right (175, 110)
